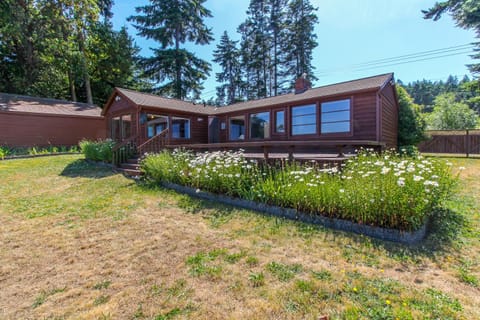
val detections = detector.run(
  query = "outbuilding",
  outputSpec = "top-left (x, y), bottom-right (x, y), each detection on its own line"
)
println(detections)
top-left (0, 93), bottom-right (106, 147)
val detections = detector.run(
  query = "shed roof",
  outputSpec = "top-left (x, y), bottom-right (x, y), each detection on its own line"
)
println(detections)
top-left (0, 93), bottom-right (103, 117)
top-left (111, 73), bottom-right (394, 115)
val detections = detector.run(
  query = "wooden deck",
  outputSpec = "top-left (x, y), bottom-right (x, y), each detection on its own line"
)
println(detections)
top-left (165, 140), bottom-right (385, 161)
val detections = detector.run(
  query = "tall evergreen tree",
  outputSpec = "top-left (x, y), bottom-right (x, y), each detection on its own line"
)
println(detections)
top-left (423, 1), bottom-right (480, 76)
top-left (267, 0), bottom-right (289, 95)
top-left (283, 0), bottom-right (319, 88)
top-left (212, 31), bottom-right (243, 105)
top-left (237, 0), bottom-right (294, 98)
top-left (238, 0), bottom-right (271, 99)
top-left (128, 0), bottom-right (213, 100)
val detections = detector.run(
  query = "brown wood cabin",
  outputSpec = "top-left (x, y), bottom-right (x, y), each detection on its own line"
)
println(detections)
top-left (0, 93), bottom-right (106, 147)
top-left (102, 73), bottom-right (399, 162)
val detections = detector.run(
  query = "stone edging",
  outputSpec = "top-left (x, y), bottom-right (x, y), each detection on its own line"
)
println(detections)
top-left (1, 152), bottom-right (81, 160)
top-left (161, 182), bottom-right (428, 245)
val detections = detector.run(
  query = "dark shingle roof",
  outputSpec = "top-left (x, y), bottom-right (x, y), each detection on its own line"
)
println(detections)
top-left (114, 73), bottom-right (393, 115)
top-left (214, 73), bottom-right (393, 114)
top-left (0, 93), bottom-right (102, 117)
top-left (116, 88), bottom-right (217, 114)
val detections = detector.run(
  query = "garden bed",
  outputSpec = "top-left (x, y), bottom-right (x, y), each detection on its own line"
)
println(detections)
top-left (162, 181), bottom-right (428, 244)
top-left (142, 148), bottom-right (456, 239)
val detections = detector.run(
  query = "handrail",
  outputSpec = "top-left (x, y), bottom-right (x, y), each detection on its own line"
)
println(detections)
top-left (111, 134), bottom-right (138, 166)
top-left (137, 128), bottom-right (169, 155)
top-left (112, 134), bottom-right (138, 152)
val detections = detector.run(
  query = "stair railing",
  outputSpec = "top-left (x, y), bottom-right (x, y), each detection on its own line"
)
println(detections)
top-left (111, 135), bottom-right (138, 166)
top-left (137, 128), bottom-right (170, 156)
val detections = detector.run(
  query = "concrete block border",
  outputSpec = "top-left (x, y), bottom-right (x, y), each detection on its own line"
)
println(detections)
top-left (161, 182), bottom-right (428, 245)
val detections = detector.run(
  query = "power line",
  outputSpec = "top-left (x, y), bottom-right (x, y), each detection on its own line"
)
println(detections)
top-left (350, 44), bottom-right (473, 67)
top-left (313, 44), bottom-right (475, 76)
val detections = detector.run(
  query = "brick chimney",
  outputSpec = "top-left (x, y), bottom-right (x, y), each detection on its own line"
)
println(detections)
top-left (294, 73), bottom-right (311, 94)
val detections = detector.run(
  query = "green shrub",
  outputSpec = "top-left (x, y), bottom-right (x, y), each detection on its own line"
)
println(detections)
top-left (79, 139), bottom-right (115, 162)
top-left (0, 146), bottom-right (9, 159)
top-left (0, 145), bottom-right (79, 157)
top-left (141, 149), bottom-right (457, 231)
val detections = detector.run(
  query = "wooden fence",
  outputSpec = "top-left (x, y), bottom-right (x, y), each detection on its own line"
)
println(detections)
top-left (417, 130), bottom-right (480, 157)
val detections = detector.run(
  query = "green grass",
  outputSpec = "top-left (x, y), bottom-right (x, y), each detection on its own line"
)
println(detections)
top-left (0, 155), bottom-right (479, 319)
top-left (32, 287), bottom-right (66, 308)
top-left (0, 155), bottom-right (145, 220)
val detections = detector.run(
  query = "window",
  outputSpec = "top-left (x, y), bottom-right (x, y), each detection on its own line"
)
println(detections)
top-left (111, 114), bottom-right (133, 141)
top-left (147, 115), bottom-right (168, 138)
top-left (111, 117), bottom-right (121, 141)
top-left (274, 111), bottom-right (285, 133)
top-left (229, 116), bottom-right (245, 140)
top-left (291, 104), bottom-right (317, 135)
top-left (321, 99), bottom-right (351, 134)
top-left (171, 117), bottom-right (190, 139)
top-left (121, 114), bottom-right (132, 139)
top-left (250, 112), bottom-right (270, 139)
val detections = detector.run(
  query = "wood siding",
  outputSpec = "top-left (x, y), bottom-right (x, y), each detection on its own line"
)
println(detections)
top-left (379, 84), bottom-right (398, 148)
top-left (217, 91), bottom-right (379, 143)
top-left (139, 107), bottom-right (208, 145)
top-left (0, 112), bottom-right (106, 147)
top-left (105, 97), bottom-right (139, 139)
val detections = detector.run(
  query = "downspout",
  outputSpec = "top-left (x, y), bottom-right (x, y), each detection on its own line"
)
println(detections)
top-left (376, 93), bottom-right (381, 143)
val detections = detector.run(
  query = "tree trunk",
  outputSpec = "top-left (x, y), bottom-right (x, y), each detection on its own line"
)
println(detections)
top-left (68, 71), bottom-right (77, 102)
top-left (175, 27), bottom-right (182, 99)
top-left (78, 31), bottom-right (93, 104)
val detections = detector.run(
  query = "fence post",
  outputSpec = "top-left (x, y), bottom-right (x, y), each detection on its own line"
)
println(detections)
top-left (466, 129), bottom-right (470, 158)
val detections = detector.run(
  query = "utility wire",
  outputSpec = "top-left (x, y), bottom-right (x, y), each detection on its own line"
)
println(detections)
top-left (313, 44), bottom-right (475, 76)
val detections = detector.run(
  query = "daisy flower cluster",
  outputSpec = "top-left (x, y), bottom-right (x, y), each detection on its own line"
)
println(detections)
top-left (142, 148), bottom-right (457, 231)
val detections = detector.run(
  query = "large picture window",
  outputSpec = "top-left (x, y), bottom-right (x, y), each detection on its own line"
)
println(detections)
top-left (229, 116), bottom-right (245, 140)
top-left (250, 112), bottom-right (270, 139)
top-left (291, 104), bottom-right (317, 135)
top-left (171, 117), bottom-right (190, 139)
top-left (147, 115), bottom-right (168, 138)
top-left (321, 99), bottom-right (351, 134)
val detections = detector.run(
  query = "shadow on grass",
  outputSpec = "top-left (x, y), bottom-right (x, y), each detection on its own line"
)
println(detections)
top-left (60, 159), bottom-right (116, 179)
top-left (365, 207), bottom-right (467, 261)
top-left (137, 179), bottom-right (469, 260)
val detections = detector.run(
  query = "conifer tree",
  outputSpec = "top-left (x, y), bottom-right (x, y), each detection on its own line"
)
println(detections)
top-left (213, 31), bottom-right (243, 105)
top-left (129, 0), bottom-right (213, 100)
top-left (423, 1), bottom-right (480, 76)
top-left (283, 0), bottom-right (319, 88)
top-left (238, 0), bottom-right (271, 99)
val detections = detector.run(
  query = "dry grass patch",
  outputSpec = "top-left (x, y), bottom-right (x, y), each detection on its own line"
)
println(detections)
top-left (0, 155), bottom-right (479, 319)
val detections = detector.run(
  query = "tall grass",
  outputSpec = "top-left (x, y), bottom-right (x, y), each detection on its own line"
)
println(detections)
top-left (0, 145), bottom-right (79, 158)
top-left (142, 149), bottom-right (457, 231)
top-left (79, 139), bottom-right (115, 162)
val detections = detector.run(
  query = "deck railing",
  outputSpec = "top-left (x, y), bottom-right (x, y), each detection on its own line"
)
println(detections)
top-left (137, 128), bottom-right (170, 156)
top-left (111, 135), bottom-right (138, 166)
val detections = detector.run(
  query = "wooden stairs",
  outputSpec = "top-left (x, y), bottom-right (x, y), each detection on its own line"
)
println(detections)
top-left (116, 156), bottom-right (142, 177)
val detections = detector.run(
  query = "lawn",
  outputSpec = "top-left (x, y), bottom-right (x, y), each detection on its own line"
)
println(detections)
top-left (0, 155), bottom-right (478, 319)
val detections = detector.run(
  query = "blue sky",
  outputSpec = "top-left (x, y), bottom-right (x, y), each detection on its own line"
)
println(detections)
top-left (111, 0), bottom-right (477, 100)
